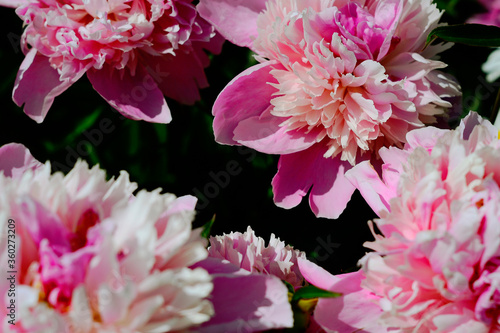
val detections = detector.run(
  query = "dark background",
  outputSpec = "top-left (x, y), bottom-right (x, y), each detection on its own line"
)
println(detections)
top-left (0, 0), bottom-right (495, 274)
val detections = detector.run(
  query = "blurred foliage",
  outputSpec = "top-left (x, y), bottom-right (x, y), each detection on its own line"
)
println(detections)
top-left (0, 0), bottom-right (499, 275)
top-left (428, 24), bottom-right (500, 47)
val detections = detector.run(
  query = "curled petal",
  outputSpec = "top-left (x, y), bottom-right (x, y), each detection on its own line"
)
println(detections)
top-left (213, 61), bottom-right (280, 145)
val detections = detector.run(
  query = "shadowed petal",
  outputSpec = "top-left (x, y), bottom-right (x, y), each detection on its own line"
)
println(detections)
top-left (199, 273), bottom-right (293, 332)
top-left (13, 49), bottom-right (83, 123)
top-left (87, 64), bottom-right (171, 123)
top-left (143, 36), bottom-right (224, 105)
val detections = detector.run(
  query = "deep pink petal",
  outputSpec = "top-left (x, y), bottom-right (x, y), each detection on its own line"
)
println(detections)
top-left (213, 61), bottom-right (280, 145)
top-left (314, 270), bottom-right (386, 333)
top-left (272, 144), bottom-right (356, 219)
top-left (191, 33), bottom-right (226, 68)
top-left (199, 273), bottom-right (293, 332)
top-left (13, 49), bottom-right (82, 123)
top-left (142, 37), bottom-right (223, 106)
top-left (87, 64), bottom-right (171, 123)
top-left (0, 143), bottom-right (43, 178)
top-left (345, 161), bottom-right (392, 215)
top-left (197, 0), bottom-right (266, 49)
top-left (233, 109), bottom-right (321, 154)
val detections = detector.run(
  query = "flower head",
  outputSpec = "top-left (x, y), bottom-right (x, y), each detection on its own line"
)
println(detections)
top-left (194, 226), bottom-right (305, 332)
top-left (9, 0), bottom-right (223, 123)
top-left (0, 143), bottom-right (213, 331)
top-left (199, 0), bottom-right (461, 218)
top-left (344, 112), bottom-right (500, 331)
top-left (208, 226), bottom-right (306, 288)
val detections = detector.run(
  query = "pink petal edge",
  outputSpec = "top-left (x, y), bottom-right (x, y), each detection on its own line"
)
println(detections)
top-left (0, 143), bottom-right (43, 178)
top-left (344, 161), bottom-right (392, 215)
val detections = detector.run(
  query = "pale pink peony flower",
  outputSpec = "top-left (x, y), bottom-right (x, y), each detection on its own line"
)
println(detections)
top-left (207, 226), bottom-right (306, 288)
top-left (198, 0), bottom-right (461, 218)
top-left (6, 0), bottom-right (223, 123)
top-left (338, 112), bottom-right (500, 332)
top-left (468, 1), bottom-right (500, 82)
top-left (192, 226), bottom-right (301, 332)
top-left (0, 143), bottom-right (214, 331)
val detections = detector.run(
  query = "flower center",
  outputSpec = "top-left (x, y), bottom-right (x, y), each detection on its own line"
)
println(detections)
top-left (40, 209), bottom-right (100, 311)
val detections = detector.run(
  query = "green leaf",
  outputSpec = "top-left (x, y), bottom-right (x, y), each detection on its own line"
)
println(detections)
top-left (427, 24), bottom-right (500, 48)
top-left (63, 107), bottom-right (102, 145)
top-left (43, 108), bottom-right (103, 152)
top-left (283, 280), bottom-right (295, 294)
top-left (201, 215), bottom-right (216, 239)
top-left (291, 285), bottom-right (341, 302)
top-left (127, 121), bottom-right (140, 155)
top-left (154, 124), bottom-right (167, 144)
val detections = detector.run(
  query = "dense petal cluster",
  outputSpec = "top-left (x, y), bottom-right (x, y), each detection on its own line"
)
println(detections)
top-left (7, 0), bottom-right (223, 123)
top-left (199, 0), bottom-right (461, 218)
top-left (0, 143), bottom-right (213, 331)
top-left (468, 0), bottom-right (500, 82)
top-left (207, 226), bottom-right (306, 288)
top-left (342, 112), bottom-right (500, 331)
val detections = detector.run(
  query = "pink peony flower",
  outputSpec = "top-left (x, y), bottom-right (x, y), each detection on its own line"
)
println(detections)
top-left (340, 112), bottom-right (500, 331)
top-left (0, 143), bottom-right (214, 331)
top-left (192, 226), bottom-right (301, 332)
top-left (198, 0), bottom-right (461, 218)
top-left (6, 0), bottom-right (223, 123)
top-left (207, 226), bottom-right (306, 288)
top-left (468, 1), bottom-right (500, 82)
